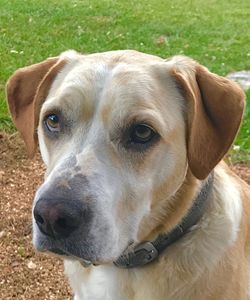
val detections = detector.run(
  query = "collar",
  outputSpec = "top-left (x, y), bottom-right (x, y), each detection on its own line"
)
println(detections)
top-left (113, 172), bottom-right (214, 268)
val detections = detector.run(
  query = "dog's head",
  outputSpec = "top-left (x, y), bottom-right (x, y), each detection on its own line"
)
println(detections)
top-left (6, 50), bottom-right (245, 264)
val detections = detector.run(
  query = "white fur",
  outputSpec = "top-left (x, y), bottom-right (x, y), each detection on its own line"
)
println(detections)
top-left (63, 164), bottom-right (242, 300)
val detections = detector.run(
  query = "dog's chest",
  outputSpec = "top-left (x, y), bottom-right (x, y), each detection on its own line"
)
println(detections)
top-left (64, 259), bottom-right (202, 300)
top-left (64, 260), bottom-right (169, 300)
top-left (64, 260), bottom-right (130, 300)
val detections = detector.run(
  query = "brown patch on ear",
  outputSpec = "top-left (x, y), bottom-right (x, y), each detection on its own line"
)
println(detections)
top-left (171, 59), bottom-right (245, 179)
top-left (6, 58), bottom-right (66, 157)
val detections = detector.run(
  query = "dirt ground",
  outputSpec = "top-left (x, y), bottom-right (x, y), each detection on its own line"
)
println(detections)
top-left (1, 133), bottom-right (250, 300)
top-left (0, 133), bottom-right (71, 300)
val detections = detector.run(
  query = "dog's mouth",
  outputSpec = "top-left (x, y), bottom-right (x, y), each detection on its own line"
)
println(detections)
top-left (50, 248), bottom-right (69, 256)
top-left (47, 247), bottom-right (93, 267)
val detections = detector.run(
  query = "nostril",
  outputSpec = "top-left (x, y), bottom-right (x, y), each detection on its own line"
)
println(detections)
top-left (34, 212), bottom-right (45, 225)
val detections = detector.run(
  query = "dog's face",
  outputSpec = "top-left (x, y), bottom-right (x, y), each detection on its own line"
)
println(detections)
top-left (6, 50), bottom-right (245, 264)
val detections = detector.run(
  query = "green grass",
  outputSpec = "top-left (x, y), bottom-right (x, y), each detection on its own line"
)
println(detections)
top-left (231, 89), bottom-right (250, 162)
top-left (0, 0), bottom-right (249, 160)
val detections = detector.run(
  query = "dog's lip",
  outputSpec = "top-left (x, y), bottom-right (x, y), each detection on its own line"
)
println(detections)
top-left (49, 248), bottom-right (69, 256)
top-left (48, 247), bottom-right (92, 266)
top-left (35, 240), bottom-right (93, 265)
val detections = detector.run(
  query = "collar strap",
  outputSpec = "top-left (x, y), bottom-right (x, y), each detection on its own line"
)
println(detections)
top-left (114, 172), bottom-right (214, 268)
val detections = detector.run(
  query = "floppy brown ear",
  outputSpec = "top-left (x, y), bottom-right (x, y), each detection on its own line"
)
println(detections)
top-left (6, 57), bottom-right (65, 157)
top-left (171, 57), bottom-right (246, 179)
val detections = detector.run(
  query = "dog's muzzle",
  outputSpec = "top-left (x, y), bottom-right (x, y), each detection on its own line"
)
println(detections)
top-left (32, 172), bottom-right (97, 262)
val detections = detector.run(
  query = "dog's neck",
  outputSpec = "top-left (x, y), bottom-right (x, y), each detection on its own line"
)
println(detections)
top-left (137, 169), bottom-right (203, 242)
top-left (114, 170), bottom-right (213, 268)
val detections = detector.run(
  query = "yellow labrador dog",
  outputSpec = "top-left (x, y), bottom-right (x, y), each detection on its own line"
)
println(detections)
top-left (6, 50), bottom-right (250, 300)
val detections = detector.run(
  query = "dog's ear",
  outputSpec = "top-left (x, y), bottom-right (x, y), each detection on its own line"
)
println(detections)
top-left (170, 57), bottom-right (245, 179)
top-left (6, 57), bottom-right (65, 157)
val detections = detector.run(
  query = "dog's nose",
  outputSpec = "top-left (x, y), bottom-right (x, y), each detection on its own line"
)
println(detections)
top-left (33, 198), bottom-right (84, 239)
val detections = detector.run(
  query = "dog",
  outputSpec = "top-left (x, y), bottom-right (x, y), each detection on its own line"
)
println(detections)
top-left (6, 50), bottom-right (250, 300)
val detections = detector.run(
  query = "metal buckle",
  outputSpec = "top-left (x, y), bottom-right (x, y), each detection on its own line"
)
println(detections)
top-left (133, 242), bottom-right (158, 265)
top-left (114, 242), bottom-right (158, 268)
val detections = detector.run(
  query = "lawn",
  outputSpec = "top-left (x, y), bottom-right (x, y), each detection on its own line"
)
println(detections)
top-left (0, 0), bottom-right (249, 160)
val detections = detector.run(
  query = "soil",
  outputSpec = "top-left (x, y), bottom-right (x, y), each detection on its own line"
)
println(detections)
top-left (1, 133), bottom-right (250, 300)
top-left (0, 133), bottom-right (71, 300)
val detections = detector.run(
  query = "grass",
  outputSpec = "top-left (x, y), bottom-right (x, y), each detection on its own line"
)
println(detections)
top-left (232, 89), bottom-right (250, 162)
top-left (0, 0), bottom-right (249, 160)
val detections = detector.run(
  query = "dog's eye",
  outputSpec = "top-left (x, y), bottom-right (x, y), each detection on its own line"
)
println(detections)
top-left (129, 124), bottom-right (156, 144)
top-left (44, 114), bottom-right (60, 132)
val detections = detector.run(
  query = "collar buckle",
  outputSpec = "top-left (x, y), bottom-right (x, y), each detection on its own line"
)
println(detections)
top-left (114, 242), bottom-right (158, 268)
top-left (134, 241), bottom-right (159, 265)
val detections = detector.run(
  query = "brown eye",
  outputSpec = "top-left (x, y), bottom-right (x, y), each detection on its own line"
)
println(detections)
top-left (44, 114), bottom-right (60, 132)
top-left (130, 124), bottom-right (156, 144)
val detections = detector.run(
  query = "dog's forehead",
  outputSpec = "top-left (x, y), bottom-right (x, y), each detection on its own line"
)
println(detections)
top-left (83, 49), bottom-right (164, 64)
top-left (42, 50), bottom-right (182, 135)
top-left (45, 50), bottom-right (166, 110)
top-left (55, 50), bottom-right (164, 89)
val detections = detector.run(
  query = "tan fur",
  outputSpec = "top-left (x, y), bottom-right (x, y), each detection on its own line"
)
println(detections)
top-left (139, 170), bottom-right (200, 241)
top-left (6, 58), bottom-right (66, 156)
top-left (6, 50), bottom-right (250, 300)
top-left (171, 59), bottom-right (245, 179)
top-left (107, 164), bottom-right (250, 300)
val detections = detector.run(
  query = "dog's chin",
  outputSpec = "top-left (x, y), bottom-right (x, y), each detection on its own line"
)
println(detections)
top-left (50, 248), bottom-right (94, 266)
top-left (36, 245), bottom-right (94, 265)
top-left (34, 240), bottom-right (114, 267)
